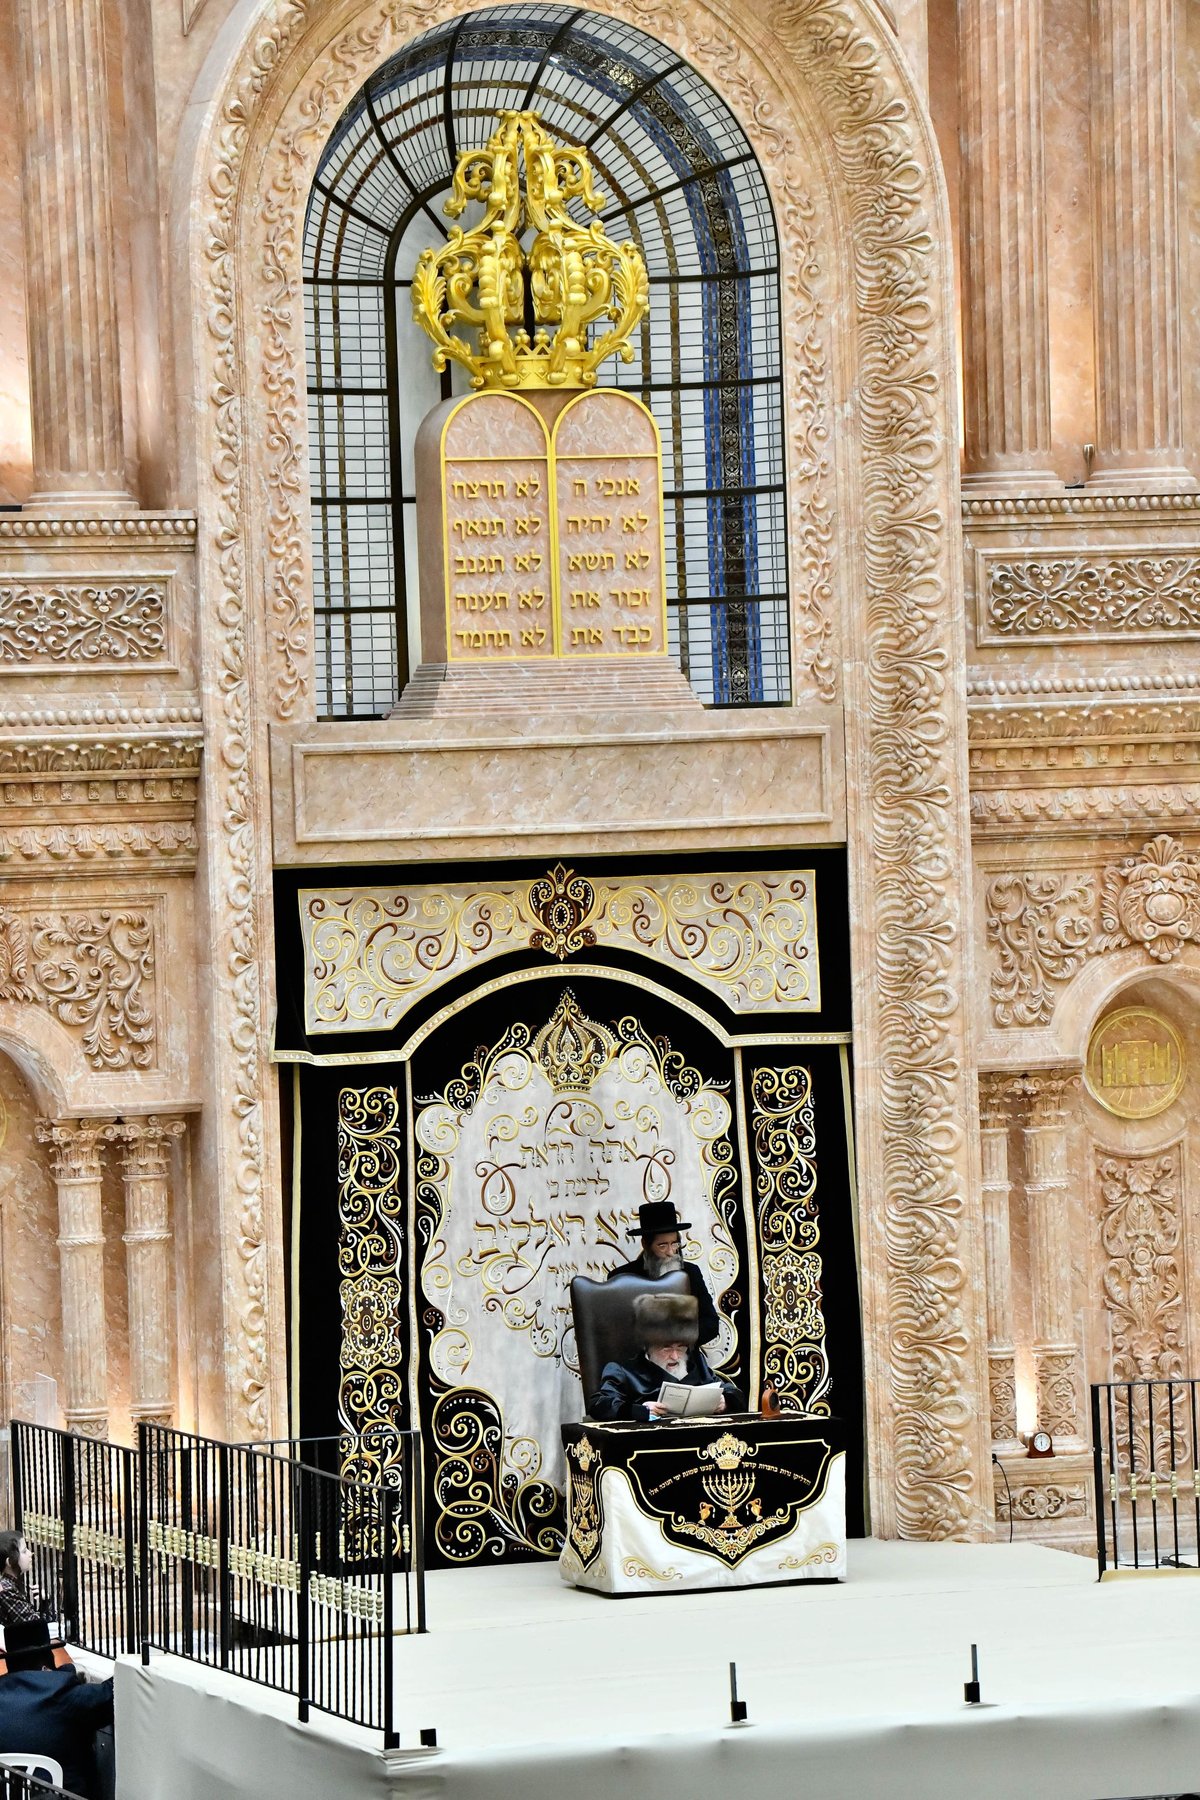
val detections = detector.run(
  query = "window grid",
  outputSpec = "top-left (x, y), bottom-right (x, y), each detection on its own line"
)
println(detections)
top-left (306, 3), bottom-right (789, 714)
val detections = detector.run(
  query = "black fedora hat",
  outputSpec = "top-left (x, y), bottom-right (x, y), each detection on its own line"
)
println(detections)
top-left (628, 1201), bottom-right (691, 1239)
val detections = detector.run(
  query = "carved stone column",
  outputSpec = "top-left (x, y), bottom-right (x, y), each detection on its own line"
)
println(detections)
top-left (35, 1120), bottom-right (110, 1438)
top-left (108, 1117), bottom-right (185, 1429)
top-left (1089, 0), bottom-right (1190, 489)
top-left (980, 1075), bottom-right (1022, 1450)
top-left (15, 0), bottom-right (134, 510)
top-left (1021, 1071), bottom-right (1086, 1449)
top-left (957, 0), bottom-right (1057, 491)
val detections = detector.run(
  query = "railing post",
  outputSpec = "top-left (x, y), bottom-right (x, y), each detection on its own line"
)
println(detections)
top-left (10, 1424), bottom-right (23, 1536)
top-left (297, 1463), bottom-right (311, 1725)
top-left (410, 1434), bottom-right (426, 1636)
top-left (61, 1431), bottom-right (79, 1643)
top-left (123, 1444), bottom-right (138, 1654)
top-left (382, 1484), bottom-right (397, 1749)
top-left (1090, 1384), bottom-right (1106, 1578)
top-left (138, 1424), bottom-right (151, 1664)
top-left (218, 1442), bottom-right (232, 1671)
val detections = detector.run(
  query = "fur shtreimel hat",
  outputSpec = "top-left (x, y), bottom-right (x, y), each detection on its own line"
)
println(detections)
top-left (633, 1291), bottom-right (699, 1347)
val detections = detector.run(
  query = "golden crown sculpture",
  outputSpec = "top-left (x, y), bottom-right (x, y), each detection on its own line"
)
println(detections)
top-left (412, 110), bottom-right (649, 391)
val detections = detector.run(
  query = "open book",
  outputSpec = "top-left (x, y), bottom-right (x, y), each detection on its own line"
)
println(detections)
top-left (655, 1379), bottom-right (723, 1418)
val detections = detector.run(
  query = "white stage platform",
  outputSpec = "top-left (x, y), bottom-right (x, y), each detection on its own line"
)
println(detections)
top-left (116, 1539), bottom-right (1200, 1799)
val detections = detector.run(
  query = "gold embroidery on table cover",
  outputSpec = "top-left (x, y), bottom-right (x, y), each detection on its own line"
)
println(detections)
top-left (337, 1086), bottom-right (407, 1502)
top-left (752, 1065), bottom-right (830, 1413)
top-left (414, 987), bottom-right (739, 1560)
top-left (301, 867), bottom-right (819, 1033)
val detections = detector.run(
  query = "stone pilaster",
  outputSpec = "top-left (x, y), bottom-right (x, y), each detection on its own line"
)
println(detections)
top-left (35, 1119), bottom-right (111, 1438)
top-left (1089, 0), bottom-right (1190, 490)
top-left (15, 0), bottom-right (134, 510)
top-left (108, 1117), bottom-right (185, 1430)
top-left (1020, 1071), bottom-right (1086, 1449)
top-left (958, 0), bottom-right (1057, 491)
top-left (980, 1074), bottom-right (1022, 1450)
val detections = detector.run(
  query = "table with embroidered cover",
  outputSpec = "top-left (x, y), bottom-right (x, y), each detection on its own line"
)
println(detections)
top-left (559, 1414), bottom-right (846, 1595)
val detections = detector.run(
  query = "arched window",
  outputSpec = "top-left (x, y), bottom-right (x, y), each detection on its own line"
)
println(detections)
top-left (305, 4), bottom-right (787, 715)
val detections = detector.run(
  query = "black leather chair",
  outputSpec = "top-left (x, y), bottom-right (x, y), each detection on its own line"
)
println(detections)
top-left (570, 1270), bottom-right (691, 1413)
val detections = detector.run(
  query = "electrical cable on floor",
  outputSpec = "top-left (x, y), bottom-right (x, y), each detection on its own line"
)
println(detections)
top-left (992, 1452), bottom-right (1013, 1543)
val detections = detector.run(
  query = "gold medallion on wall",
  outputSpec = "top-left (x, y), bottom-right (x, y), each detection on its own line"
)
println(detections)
top-left (1085, 1007), bottom-right (1186, 1119)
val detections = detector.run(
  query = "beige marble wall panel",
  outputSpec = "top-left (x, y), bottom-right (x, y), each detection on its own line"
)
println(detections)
top-left (0, 1052), bottom-right (63, 1424)
top-left (1181, 1), bottom-right (1200, 486)
top-left (274, 716), bottom-right (840, 862)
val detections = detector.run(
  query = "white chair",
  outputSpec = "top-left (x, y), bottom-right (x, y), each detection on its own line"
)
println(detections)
top-left (0, 1752), bottom-right (66, 1785)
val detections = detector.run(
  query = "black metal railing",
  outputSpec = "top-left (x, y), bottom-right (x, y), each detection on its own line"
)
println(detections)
top-left (0, 1768), bottom-right (89, 1800)
top-left (139, 1425), bottom-right (422, 1740)
top-left (10, 1423), bottom-right (138, 1657)
top-left (1092, 1379), bottom-right (1200, 1575)
top-left (9, 1419), bottom-right (425, 1744)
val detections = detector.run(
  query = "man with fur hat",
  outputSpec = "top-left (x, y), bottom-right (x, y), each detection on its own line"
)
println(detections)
top-left (607, 1201), bottom-right (721, 1348)
top-left (0, 1617), bottom-right (113, 1798)
top-left (589, 1291), bottom-right (743, 1422)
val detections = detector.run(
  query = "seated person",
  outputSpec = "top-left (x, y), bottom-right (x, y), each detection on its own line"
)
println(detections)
top-left (0, 1531), bottom-right (40, 1627)
top-left (589, 1292), bottom-right (743, 1422)
top-left (608, 1201), bottom-right (721, 1348)
top-left (0, 1618), bottom-right (113, 1800)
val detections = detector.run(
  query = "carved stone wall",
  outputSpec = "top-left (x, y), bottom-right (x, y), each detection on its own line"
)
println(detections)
top-left (3, 0), bottom-right (1199, 1557)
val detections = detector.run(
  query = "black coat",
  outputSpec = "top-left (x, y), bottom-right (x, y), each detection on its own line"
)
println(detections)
top-left (589, 1347), bottom-right (743, 1423)
top-left (0, 1667), bottom-right (113, 1798)
top-left (608, 1255), bottom-right (721, 1346)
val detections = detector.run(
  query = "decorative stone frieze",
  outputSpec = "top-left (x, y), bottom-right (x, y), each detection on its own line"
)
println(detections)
top-left (972, 787), bottom-right (1200, 833)
top-left (986, 835), bottom-right (1200, 1025)
top-left (0, 579), bottom-right (169, 665)
top-left (979, 551), bottom-right (1200, 642)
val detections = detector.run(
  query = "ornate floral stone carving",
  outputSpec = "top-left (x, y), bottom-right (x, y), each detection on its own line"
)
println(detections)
top-left (0, 907), bottom-right (36, 1003)
top-left (987, 836), bottom-right (1200, 1023)
top-left (0, 580), bottom-right (168, 663)
top-left (0, 908), bottom-right (155, 1068)
top-left (981, 553), bottom-right (1200, 640)
top-left (998, 1482), bottom-right (1088, 1521)
top-left (1097, 1147), bottom-right (1185, 1381)
top-left (1036, 1350), bottom-right (1083, 1442)
top-left (988, 1353), bottom-right (1018, 1446)
top-left (0, 823), bottom-right (197, 867)
top-left (986, 872), bottom-right (1097, 1026)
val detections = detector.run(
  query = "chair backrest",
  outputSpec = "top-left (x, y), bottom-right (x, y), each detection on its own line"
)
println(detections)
top-left (571, 1271), bottom-right (691, 1409)
top-left (0, 1752), bottom-right (66, 1785)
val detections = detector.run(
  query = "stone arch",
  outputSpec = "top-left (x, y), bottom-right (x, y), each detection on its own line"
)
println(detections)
top-left (178, 0), bottom-right (987, 1533)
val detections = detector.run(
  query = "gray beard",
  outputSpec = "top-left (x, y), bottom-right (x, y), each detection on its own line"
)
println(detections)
top-left (649, 1347), bottom-right (689, 1378)
top-left (644, 1251), bottom-right (683, 1278)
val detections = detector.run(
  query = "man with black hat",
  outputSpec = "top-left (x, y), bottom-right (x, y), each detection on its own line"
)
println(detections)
top-left (0, 1618), bottom-right (113, 1798)
top-left (589, 1292), bottom-right (743, 1422)
top-left (607, 1201), bottom-right (721, 1348)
